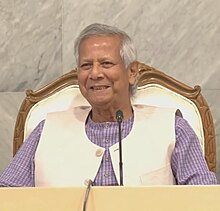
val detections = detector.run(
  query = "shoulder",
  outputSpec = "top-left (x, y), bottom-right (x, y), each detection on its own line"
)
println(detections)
top-left (175, 115), bottom-right (196, 139)
top-left (27, 119), bottom-right (45, 140)
top-left (174, 115), bottom-right (203, 154)
top-left (45, 106), bottom-right (91, 118)
top-left (133, 104), bottom-right (175, 111)
top-left (133, 104), bottom-right (179, 117)
top-left (44, 106), bottom-right (91, 125)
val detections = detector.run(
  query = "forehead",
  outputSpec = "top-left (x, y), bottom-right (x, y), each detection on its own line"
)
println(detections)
top-left (79, 35), bottom-right (122, 52)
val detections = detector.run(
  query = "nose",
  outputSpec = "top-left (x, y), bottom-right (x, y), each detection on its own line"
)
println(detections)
top-left (89, 63), bottom-right (103, 80)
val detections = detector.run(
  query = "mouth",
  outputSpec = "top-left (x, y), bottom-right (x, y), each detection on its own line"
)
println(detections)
top-left (90, 85), bottom-right (110, 91)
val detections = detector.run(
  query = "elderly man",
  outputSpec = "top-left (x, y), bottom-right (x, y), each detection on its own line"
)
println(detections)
top-left (0, 23), bottom-right (217, 187)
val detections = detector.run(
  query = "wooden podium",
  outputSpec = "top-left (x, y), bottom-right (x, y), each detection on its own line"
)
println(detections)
top-left (0, 186), bottom-right (219, 211)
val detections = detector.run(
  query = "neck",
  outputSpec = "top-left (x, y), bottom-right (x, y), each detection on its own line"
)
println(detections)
top-left (91, 105), bottom-right (133, 123)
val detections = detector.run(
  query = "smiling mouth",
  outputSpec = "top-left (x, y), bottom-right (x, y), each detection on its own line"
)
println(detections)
top-left (91, 86), bottom-right (110, 90)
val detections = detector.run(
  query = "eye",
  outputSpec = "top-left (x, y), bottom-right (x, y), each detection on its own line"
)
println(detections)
top-left (80, 63), bottom-right (92, 70)
top-left (101, 61), bottom-right (114, 68)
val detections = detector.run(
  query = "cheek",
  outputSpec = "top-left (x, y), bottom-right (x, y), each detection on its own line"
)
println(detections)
top-left (108, 68), bottom-right (127, 82)
top-left (112, 73), bottom-right (129, 88)
top-left (77, 71), bottom-right (88, 86)
top-left (113, 76), bottom-right (130, 93)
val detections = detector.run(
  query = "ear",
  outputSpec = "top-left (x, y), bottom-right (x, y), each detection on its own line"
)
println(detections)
top-left (128, 61), bottom-right (139, 85)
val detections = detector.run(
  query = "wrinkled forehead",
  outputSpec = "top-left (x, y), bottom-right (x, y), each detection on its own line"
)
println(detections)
top-left (79, 35), bottom-right (123, 58)
top-left (79, 34), bottom-right (122, 49)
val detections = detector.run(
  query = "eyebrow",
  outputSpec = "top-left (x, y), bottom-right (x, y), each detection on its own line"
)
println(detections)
top-left (80, 56), bottom-right (115, 63)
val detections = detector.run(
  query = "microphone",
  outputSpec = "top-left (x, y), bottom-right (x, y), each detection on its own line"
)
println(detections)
top-left (83, 179), bottom-right (93, 211)
top-left (116, 110), bottom-right (124, 186)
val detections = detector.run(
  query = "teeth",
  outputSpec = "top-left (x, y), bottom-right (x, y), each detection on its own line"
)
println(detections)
top-left (93, 86), bottom-right (107, 90)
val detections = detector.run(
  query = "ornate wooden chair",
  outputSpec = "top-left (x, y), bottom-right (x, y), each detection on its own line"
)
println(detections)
top-left (13, 62), bottom-right (216, 172)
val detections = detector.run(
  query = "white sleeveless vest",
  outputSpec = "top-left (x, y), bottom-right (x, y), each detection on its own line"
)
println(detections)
top-left (35, 105), bottom-right (177, 186)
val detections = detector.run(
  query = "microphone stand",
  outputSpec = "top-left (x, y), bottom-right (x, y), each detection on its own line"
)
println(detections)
top-left (116, 110), bottom-right (124, 186)
top-left (83, 179), bottom-right (93, 211)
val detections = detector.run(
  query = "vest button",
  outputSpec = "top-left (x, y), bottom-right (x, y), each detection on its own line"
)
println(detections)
top-left (96, 149), bottom-right (103, 157)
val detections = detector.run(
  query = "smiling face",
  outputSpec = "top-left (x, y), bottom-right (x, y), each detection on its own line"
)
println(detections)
top-left (77, 35), bottom-right (137, 119)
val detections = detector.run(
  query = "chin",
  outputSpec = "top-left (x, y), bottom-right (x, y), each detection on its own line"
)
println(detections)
top-left (88, 95), bottom-right (110, 104)
top-left (89, 100), bottom-right (110, 108)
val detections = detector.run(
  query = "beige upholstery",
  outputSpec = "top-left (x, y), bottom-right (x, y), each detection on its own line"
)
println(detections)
top-left (13, 63), bottom-right (216, 172)
top-left (133, 84), bottom-right (204, 152)
top-left (24, 85), bottom-right (89, 140)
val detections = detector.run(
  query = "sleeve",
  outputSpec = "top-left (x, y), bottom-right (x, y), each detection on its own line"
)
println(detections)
top-left (0, 120), bottom-right (45, 187)
top-left (171, 116), bottom-right (218, 185)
